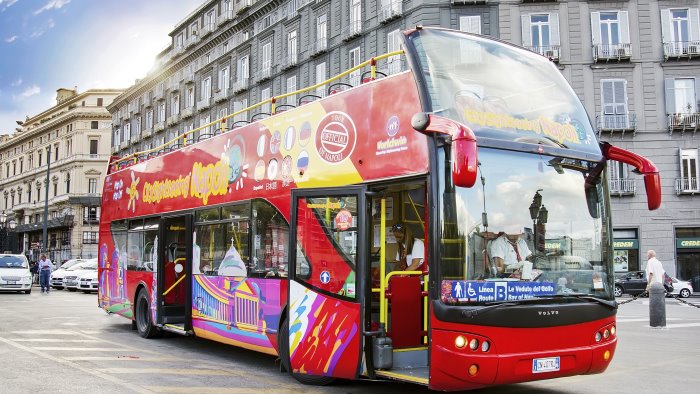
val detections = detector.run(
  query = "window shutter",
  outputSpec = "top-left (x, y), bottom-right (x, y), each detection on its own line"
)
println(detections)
top-left (614, 80), bottom-right (627, 114)
top-left (664, 78), bottom-right (676, 115)
top-left (602, 80), bottom-right (615, 115)
top-left (694, 77), bottom-right (700, 112)
top-left (661, 9), bottom-right (671, 43)
top-left (691, 8), bottom-right (700, 42)
top-left (590, 12), bottom-right (601, 46)
top-left (521, 15), bottom-right (532, 46)
top-left (550, 13), bottom-right (560, 46)
top-left (620, 11), bottom-right (630, 45)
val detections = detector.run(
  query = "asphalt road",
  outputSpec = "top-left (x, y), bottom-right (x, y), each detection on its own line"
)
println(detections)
top-left (1, 288), bottom-right (699, 393)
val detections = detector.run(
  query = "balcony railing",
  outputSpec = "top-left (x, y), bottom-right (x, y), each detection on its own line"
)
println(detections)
top-left (213, 88), bottom-right (231, 103)
top-left (668, 113), bottom-right (700, 133)
top-left (235, 0), bottom-right (253, 14)
top-left (185, 36), bottom-right (197, 49)
top-left (255, 67), bottom-right (272, 83)
top-left (609, 178), bottom-right (636, 196)
top-left (663, 41), bottom-right (700, 60)
top-left (525, 45), bottom-right (561, 61)
top-left (596, 113), bottom-right (636, 133)
top-left (197, 97), bottom-right (211, 111)
top-left (281, 53), bottom-right (298, 70)
top-left (593, 43), bottom-right (632, 62)
top-left (154, 121), bottom-right (165, 132)
top-left (233, 78), bottom-right (249, 93)
top-left (676, 177), bottom-right (700, 195)
top-left (311, 38), bottom-right (328, 56)
top-left (451, 0), bottom-right (489, 4)
top-left (181, 107), bottom-right (194, 119)
top-left (200, 23), bottom-right (214, 38)
top-left (142, 127), bottom-right (153, 138)
top-left (218, 10), bottom-right (234, 26)
top-left (379, 1), bottom-right (402, 24)
top-left (166, 114), bottom-right (180, 126)
top-left (342, 21), bottom-right (362, 41)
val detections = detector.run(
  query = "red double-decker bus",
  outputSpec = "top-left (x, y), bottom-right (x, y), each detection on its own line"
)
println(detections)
top-left (99, 27), bottom-right (661, 391)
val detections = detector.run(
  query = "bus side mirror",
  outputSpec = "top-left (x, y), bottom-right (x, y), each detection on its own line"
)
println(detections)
top-left (412, 113), bottom-right (478, 188)
top-left (600, 142), bottom-right (661, 210)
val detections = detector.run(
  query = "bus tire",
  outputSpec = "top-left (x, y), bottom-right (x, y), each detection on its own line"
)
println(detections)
top-left (279, 315), bottom-right (334, 386)
top-left (135, 289), bottom-right (161, 339)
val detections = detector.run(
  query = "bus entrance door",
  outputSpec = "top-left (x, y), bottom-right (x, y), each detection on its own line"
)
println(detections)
top-left (156, 215), bottom-right (192, 333)
top-left (287, 187), bottom-right (367, 381)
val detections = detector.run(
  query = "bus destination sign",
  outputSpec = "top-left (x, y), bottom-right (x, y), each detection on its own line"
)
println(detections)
top-left (445, 280), bottom-right (556, 303)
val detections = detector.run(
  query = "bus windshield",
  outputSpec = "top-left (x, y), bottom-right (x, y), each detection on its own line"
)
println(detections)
top-left (409, 28), bottom-right (598, 154)
top-left (438, 148), bottom-right (614, 305)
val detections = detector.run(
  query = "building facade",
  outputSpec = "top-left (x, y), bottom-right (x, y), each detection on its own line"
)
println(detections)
top-left (0, 88), bottom-right (122, 263)
top-left (108, 0), bottom-right (700, 285)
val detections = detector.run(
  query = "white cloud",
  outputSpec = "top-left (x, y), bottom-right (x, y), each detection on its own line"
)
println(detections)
top-left (33, 0), bottom-right (70, 15)
top-left (4, 35), bottom-right (17, 43)
top-left (14, 84), bottom-right (40, 100)
top-left (10, 78), bottom-right (22, 87)
top-left (29, 18), bottom-right (55, 38)
top-left (0, 0), bottom-right (19, 13)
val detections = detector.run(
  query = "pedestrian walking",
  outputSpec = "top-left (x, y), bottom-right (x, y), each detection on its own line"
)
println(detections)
top-left (38, 254), bottom-right (53, 293)
top-left (645, 250), bottom-right (665, 291)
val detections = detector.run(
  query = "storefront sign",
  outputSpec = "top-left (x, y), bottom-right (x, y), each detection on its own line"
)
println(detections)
top-left (677, 238), bottom-right (700, 248)
top-left (613, 239), bottom-right (638, 249)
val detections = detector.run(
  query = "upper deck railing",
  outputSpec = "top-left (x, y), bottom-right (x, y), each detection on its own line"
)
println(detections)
top-left (109, 50), bottom-right (406, 173)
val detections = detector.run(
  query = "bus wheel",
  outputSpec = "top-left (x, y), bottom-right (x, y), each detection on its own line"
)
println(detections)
top-left (278, 315), bottom-right (334, 386)
top-left (135, 289), bottom-right (161, 339)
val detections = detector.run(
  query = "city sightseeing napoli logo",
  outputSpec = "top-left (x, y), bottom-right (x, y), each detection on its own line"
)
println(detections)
top-left (112, 179), bottom-right (124, 201)
top-left (126, 171), bottom-right (140, 212)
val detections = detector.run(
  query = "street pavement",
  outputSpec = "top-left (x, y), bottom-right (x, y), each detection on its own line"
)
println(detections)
top-left (1, 287), bottom-right (699, 393)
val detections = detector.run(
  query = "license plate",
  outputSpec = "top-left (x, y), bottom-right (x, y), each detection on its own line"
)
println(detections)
top-left (532, 357), bottom-right (560, 373)
top-left (8, 281), bottom-right (16, 285)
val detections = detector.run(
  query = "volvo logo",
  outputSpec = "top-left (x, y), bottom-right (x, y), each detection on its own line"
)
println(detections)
top-left (538, 310), bottom-right (559, 316)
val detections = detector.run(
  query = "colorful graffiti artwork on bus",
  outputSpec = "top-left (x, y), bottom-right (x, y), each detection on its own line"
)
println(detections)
top-left (288, 282), bottom-right (360, 379)
top-left (190, 275), bottom-right (282, 355)
top-left (99, 243), bottom-right (132, 317)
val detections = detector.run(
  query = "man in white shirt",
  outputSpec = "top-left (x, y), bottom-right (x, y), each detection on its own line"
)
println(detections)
top-left (490, 232), bottom-right (532, 275)
top-left (645, 249), bottom-right (665, 291)
top-left (38, 254), bottom-right (53, 293)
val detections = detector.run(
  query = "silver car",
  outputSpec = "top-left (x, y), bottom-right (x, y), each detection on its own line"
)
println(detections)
top-left (0, 254), bottom-right (32, 294)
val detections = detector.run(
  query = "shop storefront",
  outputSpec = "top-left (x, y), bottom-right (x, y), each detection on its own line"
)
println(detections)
top-left (613, 228), bottom-right (640, 273)
top-left (675, 227), bottom-right (700, 291)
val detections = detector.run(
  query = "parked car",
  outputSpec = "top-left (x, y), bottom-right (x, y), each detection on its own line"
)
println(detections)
top-left (0, 254), bottom-right (32, 294)
top-left (63, 260), bottom-right (97, 292)
top-left (614, 271), bottom-right (673, 297)
top-left (50, 259), bottom-right (86, 290)
top-left (77, 270), bottom-right (98, 293)
top-left (669, 277), bottom-right (693, 298)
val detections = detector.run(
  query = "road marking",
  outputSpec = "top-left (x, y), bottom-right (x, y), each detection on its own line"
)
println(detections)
top-left (664, 322), bottom-right (700, 328)
top-left (63, 356), bottom-right (179, 361)
top-left (144, 387), bottom-right (321, 394)
top-left (13, 330), bottom-right (81, 335)
top-left (8, 338), bottom-right (100, 343)
top-left (0, 336), bottom-right (153, 394)
top-left (32, 347), bottom-right (131, 352)
top-left (97, 368), bottom-right (238, 376)
top-left (616, 317), bottom-right (685, 323)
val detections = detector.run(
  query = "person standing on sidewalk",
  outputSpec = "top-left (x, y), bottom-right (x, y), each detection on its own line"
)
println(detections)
top-left (645, 250), bottom-right (665, 291)
top-left (38, 254), bottom-right (53, 293)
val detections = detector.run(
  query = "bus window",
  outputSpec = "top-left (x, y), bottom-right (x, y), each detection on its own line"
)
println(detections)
top-left (127, 230), bottom-right (145, 271)
top-left (251, 200), bottom-right (289, 278)
top-left (194, 203), bottom-right (250, 276)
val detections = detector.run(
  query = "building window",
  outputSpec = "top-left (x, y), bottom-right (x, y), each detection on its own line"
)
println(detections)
top-left (350, 0), bottom-right (361, 34)
top-left (591, 11), bottom-right (630, 59)
top-left (678, 149), bottom-right (699, 193)
top-left (27, 188), bottom-right (31, 203)
top-left (219, 66), bottom-right (230, 92)
top-left (287, 30), bottom-right (297, 65)
top-left (316, 62), bottom-right (326, 97)
top-left (261, 42), bottom-right (272, 76)
top-left (459, 15), bottom-right (481, 34)
top-left (91, 121), bottom-right (99, 129)
top-left (97, 98), bottom-right (103, 106)
top-left (84, 206), bottom-right (100, 223)
top-left (261, 87), bottom-right (271, 113)
top-left (238, 55), bottom-right (249, 82)
top-left (53, 182), bottom-right (58, 197)
top-left (608, 161), bottom-right (635, 195)
top-left (88, 178), bottom-right (97, 194)
top-left (601, 79), bottom-right (630, 129)
top-left (234, 99), bottom-right (248, 122)
top-left (124, 123), bottom-right (131, 142)
top-left (82, 231), bottom-right (98, 244)
top-left (316, 14), bottom-right (327, 50)
top-left (90, 139), bottom-right (98, 156)
top-left (158, 101), bottom-right (166, 122)
top-left (522, 13), bottom-right (560, 58)
top-left (146, 109), bottom-right (154, 129)
top-left (202, 76), bottom-right (212, 99)
top-left (286, 75), bottom-right (297, 105)
top-left (172, 94), bottom-right (180, 116)
top-left (187, 86), bottom-right (195, 108)
top-left (387, 29), bottom-right (402, 74)
top-left (349, 47), bottom-right (361, 86)
top-left (12, 160), bottom-right (16, 176)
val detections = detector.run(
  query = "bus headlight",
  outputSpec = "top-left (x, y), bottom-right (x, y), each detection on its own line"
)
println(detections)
top-left (469, 338), bottom-right (479, 350)
top-left (455, 335), bottom-right (467, 349)
top-left (603, 329), bottom-right (610, 339)
top-left (610, 326), bottom-right (616, 336)
top-left (481, 341), bottom-right (490, 352)
top-left (595, 332), bottom-right (602, 342)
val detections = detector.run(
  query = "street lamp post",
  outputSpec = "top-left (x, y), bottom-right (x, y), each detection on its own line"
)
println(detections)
top-left (529, 190), bottom-right (548, 253)
top-left (42, 146), bottom-right (51, 258)
top-left (0, 211), bottom-right (18, 253)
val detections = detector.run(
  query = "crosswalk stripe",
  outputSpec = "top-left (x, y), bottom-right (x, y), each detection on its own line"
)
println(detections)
top-left (32, 347), bottom-right (130, 351)
top-left (144, 387), bottom-right (321, 394)
top-left (9, 338), bottom-right (100, 343)
top-left (98, 368), bottom-right (237, 376)
top-left (63, 356), bottom-right (178, 361)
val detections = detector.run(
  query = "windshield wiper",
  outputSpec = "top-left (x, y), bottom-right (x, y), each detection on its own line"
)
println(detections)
top-left (465, 294), bottom-right (615, 318)
top-left (535, 294), bottom-right (617, 309)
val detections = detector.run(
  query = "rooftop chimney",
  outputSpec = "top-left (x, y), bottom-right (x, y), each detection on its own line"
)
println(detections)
top-left (56, 87), bottom-right (78, 104)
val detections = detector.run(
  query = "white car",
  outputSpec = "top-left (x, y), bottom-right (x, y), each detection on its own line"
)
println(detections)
top-left (63, 260), bottom-right (98, 292)
top-left (670, 277), bottom-right (693, 298)
top-left (0, 254), bottom-right (32, 294)
top-left (50, 259), bottom-right (87, 290)
top-left (77, 270), bottom-right (98, 293)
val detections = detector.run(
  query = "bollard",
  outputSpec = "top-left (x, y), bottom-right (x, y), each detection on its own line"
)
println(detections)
top-left (649, 282), bottom-right (666, 328)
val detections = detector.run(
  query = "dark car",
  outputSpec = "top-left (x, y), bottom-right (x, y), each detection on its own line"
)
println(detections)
top-left (614, 271), bottom-right (672, 297)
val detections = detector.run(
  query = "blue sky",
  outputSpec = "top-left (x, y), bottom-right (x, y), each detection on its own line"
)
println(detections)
top-left (0, 0), bottom-right (201, 134)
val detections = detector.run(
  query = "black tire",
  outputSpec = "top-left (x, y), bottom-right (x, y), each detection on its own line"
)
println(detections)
top-left (278, 314), bottom-right (334, 386)
top-left (680, 288), bottom-right (691, 298)
top-left (67, 288), bottom-right (77, 292)
top-left (53, 286), bottom-right (64, 290)
top-left (614, 285), bottom-right (623, 298)
top-left (24, 289), bottom-right (31, 294)
top-left (135, 289), bottom-right (161, 339)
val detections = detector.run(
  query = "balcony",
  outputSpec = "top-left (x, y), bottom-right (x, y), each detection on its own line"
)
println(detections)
top-left (218, 10), bottom-right (234, 26)
top-left (15, 214), bottom-right (74, 233)
top-left (197, 97), bottom-right (211, 111)
top-left (379, 1), bottom-right (402, 24)
top-left (311, 38), bottom-right (328, 57)
top-left (200, 23), bottom-right (214, 38)
top-left (280, 54), bottom-right (298, 70)
top-left (663, 41), bottom-right (700, 60)
top-left (668, 113), bottom-right (700, 134)
top-left (451, 0), bottom-right (489, 4)
top-left (181, 107), bottom-right (194, 119)
top-left (609, 178), bottom-right (636, 196)
top-left (213, 88), bottom-right (231, 103)
top-left (183, 71), bottom-right (195, 84)
top-left (235, 0), bottom-right (253, 14)
top-left (596, 113), bottom-right (636, 136)
top-left (154, 121), bottom-right (165, 132)
top-left (342, 21), bottom-right (362, 41)
top-left (166, 114), bottom-right (180, 126)
top-left (185, 36), bottom-right (197, 49)
top-left (255, 67), bottom-right (272, 83)
top-left (142, 127), bottom-right (153, 138)
top-left (233, 78), bottom-right (249, 93)
top-left (676, 177), bottom-right (700, 195)
top-left (173, 45), bottom-right (185, 57)
top-left (593, 43), bottom-right (632, 62)
top-left (525, 45), bottom-right (561, 61)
